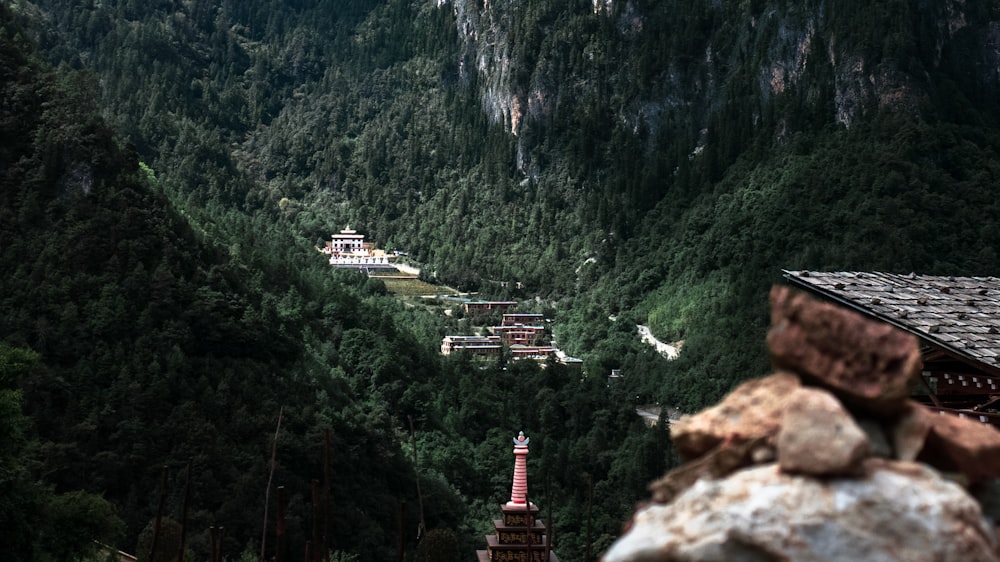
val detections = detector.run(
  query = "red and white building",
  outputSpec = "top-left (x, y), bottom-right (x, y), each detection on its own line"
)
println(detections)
top-left (490, 324), bottom-right (546, 346)
top-left (440, 335), bottom-right (502, 356)
top-left (321, 226), bottom-right (396, 269)
top-left (465, 301), bottom-right (519, 315)
top-left (502, 313), bottom-right (545, 326)
top-left (441, 311), bottom-right (582, 366)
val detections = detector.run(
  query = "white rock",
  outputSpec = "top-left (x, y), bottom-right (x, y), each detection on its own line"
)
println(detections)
top-left (602, 462), bottom-right (999, 562)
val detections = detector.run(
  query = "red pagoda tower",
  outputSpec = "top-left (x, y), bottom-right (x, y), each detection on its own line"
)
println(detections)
top-left (476, 432), bottom-right (559, 562)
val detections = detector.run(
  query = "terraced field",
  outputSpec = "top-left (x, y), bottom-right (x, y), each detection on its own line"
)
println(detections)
top-left (380, 277), bottom-right (458, 297)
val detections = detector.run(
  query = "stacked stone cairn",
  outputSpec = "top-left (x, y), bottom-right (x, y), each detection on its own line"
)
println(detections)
top-left (603, 286), bottom-right (1000, 562)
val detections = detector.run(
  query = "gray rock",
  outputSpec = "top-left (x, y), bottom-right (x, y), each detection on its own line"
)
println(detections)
top-left (602, 461), bottom-right (999, 562)
top-left (891, 402), bottom-right (931, 462)
top-left (857, 417), bottom-right (893, 458)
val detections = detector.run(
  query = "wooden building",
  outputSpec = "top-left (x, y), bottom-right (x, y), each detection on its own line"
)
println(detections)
top-left (783, 270), bottom-right (1000, 426)
top-left (440, 335), bottom-right (502, 357)
top-left (508, 345), bottom-right (558, 361)
top-left (465, 301), bottom-right (519, 315)
top-left (490, 324), bottom-right (546, 346)
top-left (502, 313), bottom-right (546, 326)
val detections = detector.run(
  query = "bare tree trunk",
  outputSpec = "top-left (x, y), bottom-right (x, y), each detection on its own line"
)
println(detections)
top-left (407, 415), bottom-right (426, 541)
top-left (261, 407), bottom-right (284, 562)
top-left (177, 460), bottom-right (192, 562)
top-left (586, 473), bottom-right (593, 562)
top-left (149, 467), bottom-right (168, 562)
top-left (311, 479), bottom-right (320, 562)
top-left (398, 499), bottom-right (405, 562)
top-left (323, 429), bottom-right (331, 562)
top-left (210, 526), bottom-right (225, 562)
top-left (276, 486), bottom-right (287, 562)
top-left (545, 474), bottom-right (552, 562)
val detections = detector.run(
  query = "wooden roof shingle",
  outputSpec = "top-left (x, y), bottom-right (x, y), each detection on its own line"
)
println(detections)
top-left (782, 270), bottom-right (1000, 377)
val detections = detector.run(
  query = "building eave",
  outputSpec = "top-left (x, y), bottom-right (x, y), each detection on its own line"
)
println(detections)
top-left (782, 270), bottom-right (1000, 378)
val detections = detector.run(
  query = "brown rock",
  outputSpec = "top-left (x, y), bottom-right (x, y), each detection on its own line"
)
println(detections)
top-left (777, 387), bottom-right (870, 476)
top-left (916, 406), bottom-right (1000, 482)
top-left (671, 372), bottom-right (801, 460)
top-left (766, 286), bottom-right (922, 415)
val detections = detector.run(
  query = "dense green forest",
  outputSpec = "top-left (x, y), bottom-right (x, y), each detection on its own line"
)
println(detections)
top-left (5, 0), bottom-right (1000, 560)
top-left (0, 3), bottom-right (671, 560)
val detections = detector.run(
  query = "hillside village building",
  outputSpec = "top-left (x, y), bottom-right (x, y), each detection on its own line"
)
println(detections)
top-left (441, 312), bottom-right (581, 366)
top-left (465, 300), bottom-right (519, 315)
top-left (441, 335), bottom-right (502, 356)
top-left (508, 345), bottom-right (560, 361)
top-left (502, 313), bottom-right (546, 325)
top-left (491, 326), bottom-right (545, 346)
top-left (784, 270), bottom-right (1000, 427)
top-left (490, 314), bottom-right (547, 346)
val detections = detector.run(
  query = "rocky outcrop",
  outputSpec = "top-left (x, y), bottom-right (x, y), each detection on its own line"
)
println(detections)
top-left (603, 286), bottom-right (1000, 562)
top-left (438, 0), bottom-right (1000, 179)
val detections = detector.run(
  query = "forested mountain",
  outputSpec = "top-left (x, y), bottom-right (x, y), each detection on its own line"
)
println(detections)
top-left (1, 5), bottom-right (669, 560)
top-left (5, 0), bottom-right (1000, 560)
top-left (0, 4), bottom-right (434, 558)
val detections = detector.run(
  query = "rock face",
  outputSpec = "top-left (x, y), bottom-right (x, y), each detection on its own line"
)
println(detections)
top-left (604, 286), bottom-right (1000, 562)
top-left (605, 462), bottom-right (999, 562)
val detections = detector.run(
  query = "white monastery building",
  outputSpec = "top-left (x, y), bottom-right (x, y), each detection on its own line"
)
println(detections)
top-left (321, 227), bottom-right (397, 269)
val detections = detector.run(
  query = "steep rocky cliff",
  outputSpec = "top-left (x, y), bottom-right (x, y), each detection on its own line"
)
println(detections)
top-left (447, 0), bottom-right (1000, 146)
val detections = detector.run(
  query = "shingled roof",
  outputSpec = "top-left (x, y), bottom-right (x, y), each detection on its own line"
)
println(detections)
top-left (782, 270), bottom-right (1000, 377)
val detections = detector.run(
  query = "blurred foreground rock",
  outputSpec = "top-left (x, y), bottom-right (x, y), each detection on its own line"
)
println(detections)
top-left (767, 283), bottom-right (922, 415)
top-left (603, 286), bottom-right (1000, 562)
top-left (606, 461), bottom-right (996, 562)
